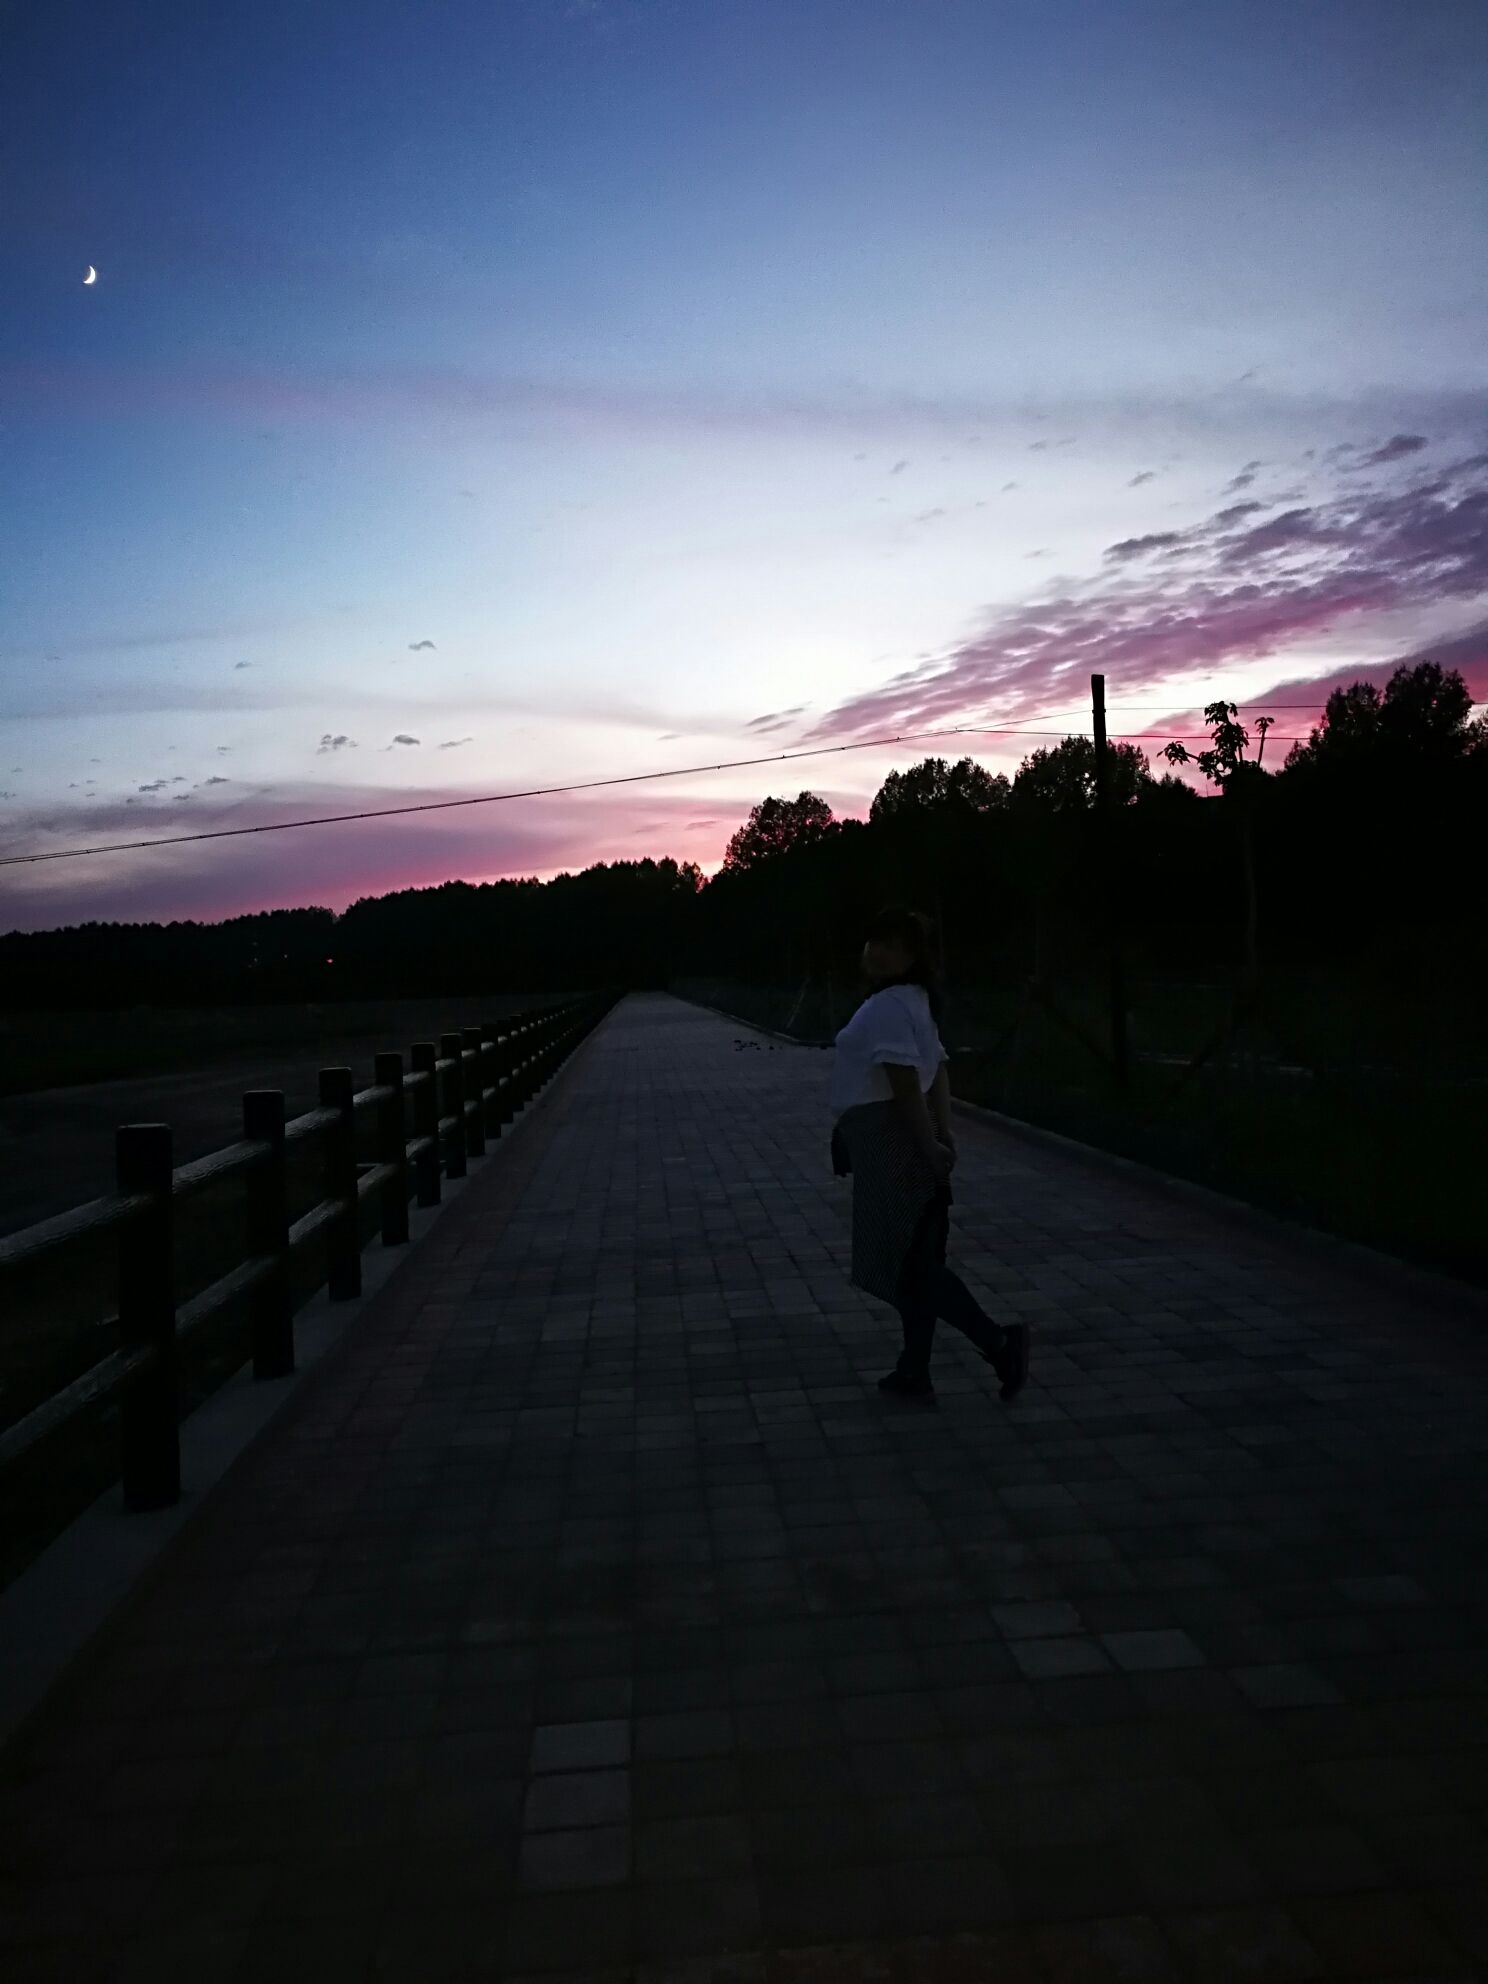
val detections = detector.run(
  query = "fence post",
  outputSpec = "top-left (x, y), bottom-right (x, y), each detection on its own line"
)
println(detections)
top-left (461, 1026), bottom-right (486, 1158)
top-left (117, 1123), bottom-right (179, 1511)
top-left (440, 1032), bottom-right (468, 1179)
top-left (410, 1042), bottom-right (441, 1204)
top-left (374, 1052), bottom-right (409, 1245)
top-left (480, 1022), bottom-right (504, 1139)
top-left (243, 1090), bottom-right (292, 1379)
top-left (319, 1067), bottom-right (362, 1300)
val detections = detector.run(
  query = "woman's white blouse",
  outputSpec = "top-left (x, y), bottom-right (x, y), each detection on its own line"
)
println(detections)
top-left (829, 983), bottom-right (946, 1116)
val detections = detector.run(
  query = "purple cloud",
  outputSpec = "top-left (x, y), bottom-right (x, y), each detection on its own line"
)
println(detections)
top-left (1211, 500), bottom-right (1267, 528)
top-left (1104, 531), bottom-right (1183, 561)
top-left (1222, 459), bottom-right (1264, 493)
top-left (1363, 433), bottom-right (1428, 466)
top-left (808, 448), bottom-right (1488, 741)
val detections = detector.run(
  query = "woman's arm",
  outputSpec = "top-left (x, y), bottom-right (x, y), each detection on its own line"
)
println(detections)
top-left (927, 1058), bottom-right (954, 1145)
top-left (883, 1062), bottom-right (947, 1161)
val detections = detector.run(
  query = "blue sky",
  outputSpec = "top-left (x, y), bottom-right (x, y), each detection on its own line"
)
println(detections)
top-left (3, 0), bottom-right (1485, 928)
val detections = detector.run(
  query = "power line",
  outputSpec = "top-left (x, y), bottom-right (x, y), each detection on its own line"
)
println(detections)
top-left (0, 720), bottom-right (1126, 870)
top-left (5, 688), bottom-right (1460, 871)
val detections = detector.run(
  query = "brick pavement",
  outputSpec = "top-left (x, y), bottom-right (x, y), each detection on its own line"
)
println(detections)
top-left (1, 991), bottom-right (1486, 1981)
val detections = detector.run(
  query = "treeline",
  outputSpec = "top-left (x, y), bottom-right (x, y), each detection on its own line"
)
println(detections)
top-left (2, 662), bottom-right (1484, 1012)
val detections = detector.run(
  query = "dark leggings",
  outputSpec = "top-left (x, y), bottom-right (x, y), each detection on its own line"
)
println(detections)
top-left (894, 1197), bottom-right (1002, 1378)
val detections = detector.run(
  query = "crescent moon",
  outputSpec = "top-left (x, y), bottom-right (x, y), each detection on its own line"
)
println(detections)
top-left (83, 265), bottom-right (97, 285)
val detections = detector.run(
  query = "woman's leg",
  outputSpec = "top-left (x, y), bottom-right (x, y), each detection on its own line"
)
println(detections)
top-left (891, 1263), bottom-right (1025, 1397)
top-left (893, 1281), bottom-right (937, 1381)
top-left (924, 1263), bottom-right (1003, 1358)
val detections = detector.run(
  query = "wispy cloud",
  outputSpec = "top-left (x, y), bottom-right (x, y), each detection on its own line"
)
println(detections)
top-left (809, 447), bottom-right (1488, 740)
top-left (318, 733), bottom-right (357, 753)
top-left (1222, 459), bottom-right (1265, 493)
top-left (1362, 432), bottom-right (1428, 466)
top-left (407, 639), bottom-right (437, 651)
top-left (389, 733), bottom-right (420, 747)
top-left (744, 705), bottom-right (809, 735)
top-left (1105, 531), bottom-right (1184, 562)
top-left (1127, 470), bottom-right (1156, 487)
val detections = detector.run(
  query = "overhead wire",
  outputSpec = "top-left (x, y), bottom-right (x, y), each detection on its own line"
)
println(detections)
top-left (0, 693), bottom-right (1472, 871)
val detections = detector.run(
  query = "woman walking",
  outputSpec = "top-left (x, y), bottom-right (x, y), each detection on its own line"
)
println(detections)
top-left (830, 906), bottom-right (1028, 1401)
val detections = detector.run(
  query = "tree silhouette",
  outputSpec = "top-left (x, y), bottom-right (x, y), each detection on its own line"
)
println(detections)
top-left (1012, 736), bottom-right (1149, 812)
top-left (869, 755), bottom-right (1010, 821)
top-left (1284, 661), bottom-right (1478, 772)
top-left (722, 791), bottom-right (836, 872)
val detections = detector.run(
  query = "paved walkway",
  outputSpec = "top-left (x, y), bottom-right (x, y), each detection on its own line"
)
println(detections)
top-left (2, 993), bottom-right (1486, 1982)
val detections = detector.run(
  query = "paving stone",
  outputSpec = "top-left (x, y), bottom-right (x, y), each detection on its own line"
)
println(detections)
top-left (1008, 1636), bottom-right (1113, 1680)
top-left (521, 1825), bottom-right (631, 1890)
top-left (531, 1720), bottom-right (633, 1772)
top-left (637, 1814), bottom-right (754, 1882)
top-left (1099, 1630), bottom-right (1206, 1672)
top-left (523, 1769), bottom-right (631, 1832)
top-left (1231, 1663), bottom-right (1344, 1709)
top-left (636, 1878), bottom-right (762, 1962)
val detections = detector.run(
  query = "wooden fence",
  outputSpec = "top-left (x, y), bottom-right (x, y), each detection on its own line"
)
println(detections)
top-left (0, 993), bottom-right (614, 1512)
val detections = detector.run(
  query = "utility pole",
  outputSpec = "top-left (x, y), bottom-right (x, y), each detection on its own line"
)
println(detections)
top-left (1090, 673), bottom-right (1130, 1091)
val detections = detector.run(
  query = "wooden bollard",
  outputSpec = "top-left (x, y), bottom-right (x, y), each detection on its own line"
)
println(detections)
top-left (439, 1032), bottom-right (467, 1179)
top-left (117, 1123), bottom-right (180, 1511)
top-left (244, 1089), bottom-right (292, 1378)
top-left (319, 1067), bottom-right (362, 1300)
top-left (374, 1053), bottom-right (409, 1245)
top-left (461, 1026), bottom-right (486, 1159)
top-left (410, 1042), bottom-right (441, 1205)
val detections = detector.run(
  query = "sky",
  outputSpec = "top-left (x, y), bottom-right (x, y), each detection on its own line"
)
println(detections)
top-left (2, 0), bottom-right (1485, 931)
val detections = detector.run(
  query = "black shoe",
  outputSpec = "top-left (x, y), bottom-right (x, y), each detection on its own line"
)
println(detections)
top-left (986, 1324), bottom-right (1029, 1401)
top-left (878, 1369), bottom-right (934, 1399)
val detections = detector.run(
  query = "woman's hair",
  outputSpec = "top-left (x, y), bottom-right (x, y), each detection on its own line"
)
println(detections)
top-left (863, 903), bottom-right (944, 1023)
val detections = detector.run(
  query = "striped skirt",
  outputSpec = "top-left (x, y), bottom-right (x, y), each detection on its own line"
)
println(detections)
top-left (833, 1098), bottom-right (952, 1306)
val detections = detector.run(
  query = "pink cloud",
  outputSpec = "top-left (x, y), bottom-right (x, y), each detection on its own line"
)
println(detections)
top-left (809, 449), bottom-right (1488, 742)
